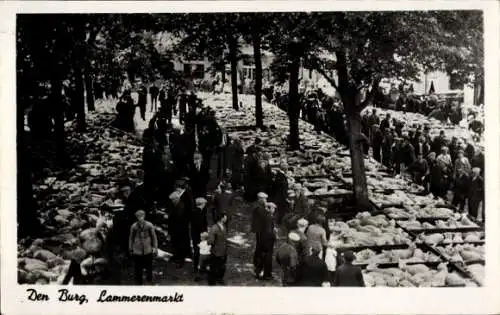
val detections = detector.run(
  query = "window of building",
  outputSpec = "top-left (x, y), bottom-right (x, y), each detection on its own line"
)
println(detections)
top-left (243, 67), bottom-right (255, 80)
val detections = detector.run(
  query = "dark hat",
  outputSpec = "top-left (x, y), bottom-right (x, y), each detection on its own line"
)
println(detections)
top-left (343, 250), bottom-right (355, 262)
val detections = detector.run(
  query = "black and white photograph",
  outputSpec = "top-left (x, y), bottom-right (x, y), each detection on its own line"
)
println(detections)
top-left (2, 1), bottom-right (500, 314)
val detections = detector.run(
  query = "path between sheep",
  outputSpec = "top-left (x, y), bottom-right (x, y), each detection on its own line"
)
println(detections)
top-left (108, 94), bottom-right (282, 286)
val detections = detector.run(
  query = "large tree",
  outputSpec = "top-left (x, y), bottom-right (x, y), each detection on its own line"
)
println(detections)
top-left (266, 13), bottom-right (322, 150)
top-left (239, 13), bottom-right (275, 128)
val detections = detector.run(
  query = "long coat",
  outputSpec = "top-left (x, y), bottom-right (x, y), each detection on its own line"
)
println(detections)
top-left (256, 211), bottom-right (276, 252)
top-left (187, 162), bottom-right (210, 198)
top-left (271, 170), bottom-right (289, 223)
top-left (251, 200), bottom-right (267, 234)
top-left (213, 190), bottom-right (234, 224)
top-left (227, 141), bottom-right (245, 189)
top-left (168, 189), bottom-right (194, 262)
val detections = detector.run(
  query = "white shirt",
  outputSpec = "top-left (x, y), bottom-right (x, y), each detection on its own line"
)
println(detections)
top-left (198, 241), bottom-right (211, 255)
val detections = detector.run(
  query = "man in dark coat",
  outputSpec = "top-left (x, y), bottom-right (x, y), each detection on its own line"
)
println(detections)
top-left (381, 128), bottom-right (393, 168)
top-left (271, 162), bottom-right (290, 224)
top-left (188, 91), bottom-right (198, 113)
top-left (251, 192), bottom-right (268, 272)
top-left (408, 153), bottom-right (429, 186)
top-left (380, 113), bottom-right (391, 132)
top-left (188, 152), bottom-right (210, 198)
top-left (276, 232), bottom-right (300, 287)
top-left (190, 197), bottom-right (208, 274)
top-left (108, 181), bottom-right (148, 256)
top-left (400, 136), bottom-right (416, 169)
top-left (452, 170), bottom-right (470, 212)
top-left (394, 120), bottom-right (405, 137)
top-left (464, 140), bottom-right (475, 163)
top-left (296, 243), bottom-right (328, 287)
top-left (178, 90), bottom-right (188, 124)
top-left (244, 151), bottom-right (262, 202)
top-left (138, 86), bottom-right (148, 121)
top-left (428, 152), bottom-right (446, 198)
top-left (212, 182), bottom-right (235, 226)
top-left (149, 85), bottom-right (159, 112)
top-left (115, 89), bottom-right (135, 131)
top-left (198, 114), bottom-right (223, 173)
top-left (227, 138), bottom-right (245, 191)
top-left (255, 202), bottom-right (277, 280)
top-left (414, 136), bottom-right (431, 158)
top-left (468, 167), bottom-right (484, 221)
top-left (207, 212), bottom-right (228, 286)
top-left (431, 130), bottom-right (447, 154)
top-left (142, 128), bottom-right (165, 210)
top-left (333, 250), bottom-right (365, 287)
top-left (167, 180), bottom-right (194, 268)
top-left (163, 88), bottom-right (176, 124)
top-left (368, 109), bottom-right (380, 128)
top-left (392, 137), bottom-right (402, 174)
top-left (371, 125), bottom-right (383, 163)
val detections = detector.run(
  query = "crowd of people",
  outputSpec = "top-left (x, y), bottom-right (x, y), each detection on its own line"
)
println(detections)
top-left (60, 78), bottom-right (483, 287)
top-left (269, 86), bottom-right (484, 223)
top-left (359, 110), bottom-right (484, 222)
top-left (60, 81), bottom-right (370, 287)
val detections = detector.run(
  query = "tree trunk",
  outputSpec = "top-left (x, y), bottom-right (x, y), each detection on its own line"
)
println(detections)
top-left (346, 109), bottom-right (370, 210)
top-left (252, 28), bottom-right (263, 128)
top-left (17, 99), bottom-right (40, 237)
top-left (288, 55), bottom-right (301, 150)
top-left (84, 69), bottom-right (95, 111)
top-left (228, 33), bottom-right (239, 111)
top-left (335, 49), bottom-right (370, 210)
top-left (50, 76), bottom-right (66, 164)
top-left (74, 66), bottom-right (86, 132)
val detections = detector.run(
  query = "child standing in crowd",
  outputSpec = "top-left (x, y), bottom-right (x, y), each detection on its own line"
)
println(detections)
top-left (195, 232), bottom-right (211, 281)
top-left (129, 210), bottom-right (158, 285)
top-left (325, 219), bottom-right (339, 286)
